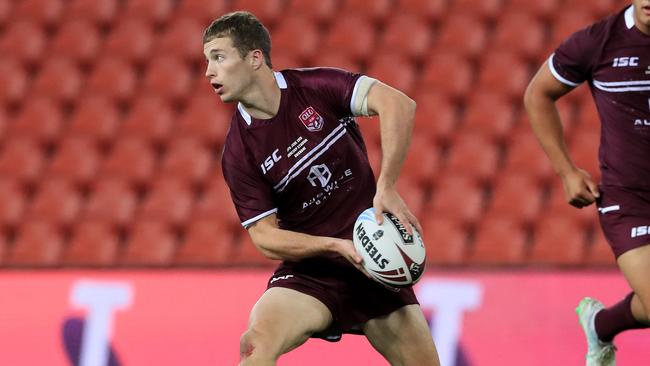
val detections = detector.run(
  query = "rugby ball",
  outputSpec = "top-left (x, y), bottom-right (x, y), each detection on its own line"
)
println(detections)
top-left (353, 208), bottom-right (426, 288)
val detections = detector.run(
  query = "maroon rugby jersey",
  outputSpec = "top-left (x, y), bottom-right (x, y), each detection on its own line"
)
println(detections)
top-left (550, 5), bottom-right (650, 189)
top-left (221, 68), bottom-right (376, 239)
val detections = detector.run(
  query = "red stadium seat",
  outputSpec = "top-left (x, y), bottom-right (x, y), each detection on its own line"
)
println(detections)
top-left (545, 185), bottom-right (598, 228)
top-left (120, 95), bottom-right (175, 146)
top-left (141, 57), bottom-right (193, 104)
top-left (84, 179), bottom-right (137, 229)
top-left (0, 20), bottom-right (45, 66)
top-left (123, 0), bottom-right (174, 25)
top-left (396, 177), bottom-right (427, 219)
top-left (502, 125), bottom-right (554, 184)
top-left (469, 217), bottom-right (527, 265)
top-left (0, 58), bottom-right (28, 105)
top-left (0, 138), bottom-right (44, 186)
top-left (459, 92), bottom-right (516, 142)
top-left (477, 51), bottom-right (529, 101)
top-left (63, 220), bottom-right (119, 266)
top-left (420, 217), bottom-right (467, 265)
top-left (158, 138), bottom-right (213, 186)
top-left (47, 137), bottom-right (101, 187)
top-left (14, 0), bottom-right (63, 27)
top-left (420, 51), bottom-right (473, 101)
top-left (232, 232), bottom-right (275, 266)
top-left (564, 0), bottom-right (620, 19)
top-left (157, 17), bottom-right (204, 63)
top-left (177, 95), bottom-right (231, 146)
top-left (7, 220), bottom-right (63, 266)
top-left (67, 96), bottom-right (121, 145)
top-left (271, 54), bottom-right (302, 70)
top-left (98, 138), bottom-right (156, 187)
top-left (7, 97), bottom-right (63, 146)
top-left (52, 20), bottom-right (101, 65)
top-left (401, 134), bottom-right (440, 189)
top-left (176, 0), bottom-right (228, 26)
top-left (549, 10), bottom-right (597, 48)
top-left (67, 0), bottom-right (118, 26)
top-left (31, 57), bottom-right (83, 104)
top-left (484, 172), bottom-right (544, 225)
top-left (316, 53), bottom-right (361, 72)
top-left (412, 90), bottom-right (458, 144)
top-left (138, 178), bottom-right (194, 228)
top-left (445, 132), bottom-right (500, 183)
top-left (576, 99), bottom-right (601, 131)
top-left (364, 138), bottom-right (381, 175)
top-left (492, 10), bottom-right (547, 62)
top-left (585, 228), bottom-right (616, 266)
top-left (85, 58), bottom-right (137, 103)
top-left (395, 0), bottom-right (448, 23)
top-left (230, 0), bottom-right (285, 27)
top-left (121, 220), bottom-right (176, 266)
top-left (530, 216), bottom-right (587, 265)
top-left (194, 179), bottom-right (241, 229)
top-left (27, 179), bottom-right (82, 228)
top-left (568, 133), bottom-right (601, 184)
top-left (507, 0), bottom-right (560, 21)
top-left (434, 14), bottom-right (488, 60)
top-left (357, 116), bottom-right (380, 147)
top-left (426, 174), bottom-right (484, 225)
top-left (366, 55), bottom-right (416, 95)
top-left (322, 15), bottom-right (376, 62)
top-left (376, 14), bottom-right (432, 61)
top-left (0, 179), bottom-right (26, 229)
top-left (103, 19), bottom-right (154, 64)
top-left (340, 0), bottom-right (393, 24)
top-left (270, 17), bottom-right (320, 64)
top-left (0, 230), bottom-right (6, 265)
top-left (284, 0), bottom-right (339, 25)
top-left (175, 219), bottom-right (236, 265)
top-left (0, 0), bottom-right (11, 25)
top-left (449, 0), bottom-right (504, 21)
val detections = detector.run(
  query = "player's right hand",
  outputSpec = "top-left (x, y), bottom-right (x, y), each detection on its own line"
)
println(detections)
top-left (333, 239), bottom-right (372, 279)
top-left (560, 168), bottom-right (600, 208)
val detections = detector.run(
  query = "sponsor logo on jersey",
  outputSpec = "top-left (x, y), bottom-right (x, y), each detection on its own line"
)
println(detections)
top-left (298, 106), bottom-right (324, 132)
top-left (631, 226), bottom-right (650, 238)
top-left (307, 164), bottom-right (332, 187)
top-left (355, 224), bottom-right (390, 269)
top-left (386, 213), bottom-right (414, 244)
top-left (612, 56), bottom-right (639, 67)
top-left (270, 275), bottom-right (294, 284)
top-left (260, 148), bottom-right (282, 175)
top-left (634, 119), bottom-right (650, 126)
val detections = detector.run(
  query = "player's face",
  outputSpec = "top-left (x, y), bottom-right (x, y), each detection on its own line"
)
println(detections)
top-left (633, 0), bottom-right (650, 34)
top-left (203, 36), bottom-right (254, 103)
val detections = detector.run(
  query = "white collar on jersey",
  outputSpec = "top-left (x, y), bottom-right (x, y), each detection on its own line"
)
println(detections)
top-left (238, 71), bottom-right (287, 125)
top-left (625, 5), bottom-right (634, 29)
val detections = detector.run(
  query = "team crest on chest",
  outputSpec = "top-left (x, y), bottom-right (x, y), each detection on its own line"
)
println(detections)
top-left (299, 106), bottom-right (324, 132)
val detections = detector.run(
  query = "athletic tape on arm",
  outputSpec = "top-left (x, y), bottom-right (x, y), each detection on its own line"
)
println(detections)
top-left (351, 76), bottom-right (377, 117)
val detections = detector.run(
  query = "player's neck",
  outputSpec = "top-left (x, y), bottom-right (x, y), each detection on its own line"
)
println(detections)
top-left (239, 68), bottom-right (281, 120)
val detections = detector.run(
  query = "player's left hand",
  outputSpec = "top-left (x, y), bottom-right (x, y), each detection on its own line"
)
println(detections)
top-left (372, 185), bottom-right (422, 236)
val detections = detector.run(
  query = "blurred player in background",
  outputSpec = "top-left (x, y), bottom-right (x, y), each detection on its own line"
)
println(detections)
top-left (524, 1), bottom-right (650, 365)
top-left (203, 11), bottom-right (439, 366)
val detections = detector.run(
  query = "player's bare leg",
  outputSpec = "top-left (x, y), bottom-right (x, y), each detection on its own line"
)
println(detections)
top-left (617, 244), bottom-right (650, 324)
top-left (363, 304), bottom-right (440, 366)
top-left (239, 287), bottom-right (332, 366)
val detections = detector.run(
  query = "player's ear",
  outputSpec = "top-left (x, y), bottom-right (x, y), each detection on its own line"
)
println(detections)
top-left (249, 49), bottom-right (265, 70)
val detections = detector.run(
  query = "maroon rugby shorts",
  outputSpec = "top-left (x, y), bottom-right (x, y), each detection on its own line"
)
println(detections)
top-left (266, 254), bottom-right (419, 341)
top-left (597, 185), bottom-right (650, 258)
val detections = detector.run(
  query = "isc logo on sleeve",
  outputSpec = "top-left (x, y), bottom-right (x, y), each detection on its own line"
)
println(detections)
top-left (631, 225), bottom-right (650, 238)
top-left (612, 56), bottom-right (639, 67)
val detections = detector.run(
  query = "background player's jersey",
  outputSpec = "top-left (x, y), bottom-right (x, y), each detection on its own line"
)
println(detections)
top-left (550, 5), bottom-right (650, 189)
top-left (222, 68), bottom-right (376, 240)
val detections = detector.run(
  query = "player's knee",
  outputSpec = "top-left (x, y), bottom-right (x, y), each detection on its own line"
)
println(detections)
top-left (239, 327), bottom-right (278, 363)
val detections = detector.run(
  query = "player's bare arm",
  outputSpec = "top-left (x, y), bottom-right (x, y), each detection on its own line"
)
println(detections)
top-left (247, 213), bottom-right (368, 275)
top-left (524, 61), bottom-right (600, 208)
top-left (365, 81), bottom-right (422, 234)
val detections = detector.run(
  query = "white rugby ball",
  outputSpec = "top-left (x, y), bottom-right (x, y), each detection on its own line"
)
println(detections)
top-left (353, 208), bottom-right (426, 288)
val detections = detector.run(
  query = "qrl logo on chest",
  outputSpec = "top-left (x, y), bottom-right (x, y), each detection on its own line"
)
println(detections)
top-left (299, 106), bottom-right (324, 132)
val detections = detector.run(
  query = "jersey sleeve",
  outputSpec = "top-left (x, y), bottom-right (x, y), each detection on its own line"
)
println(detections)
top-left (221, 140), bottom-right (277, 228)
top-left (549, 25), bottom-right (600, 87)
top-left (305, 68), bottom-right (376, 117)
